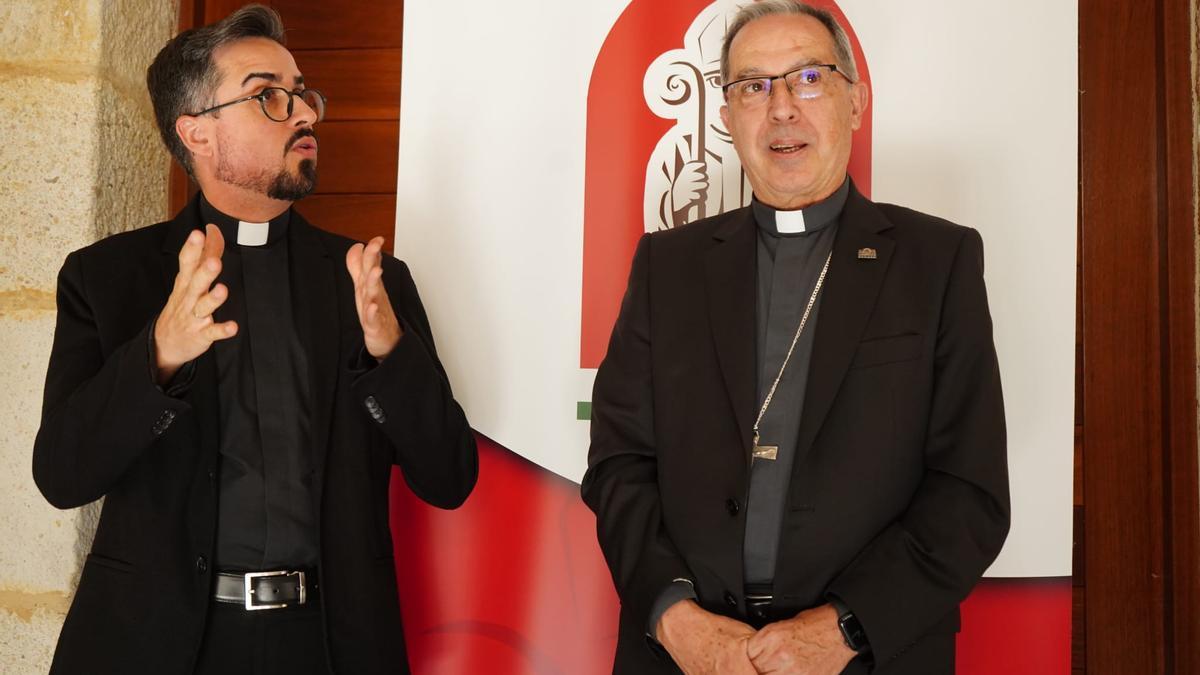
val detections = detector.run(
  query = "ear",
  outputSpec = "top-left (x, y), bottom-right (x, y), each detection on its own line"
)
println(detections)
top-left (175, 114), bottom-right (215, 163)
top-left (719, 103), bottom-right (732, 135)
top-left (848, 81), bottom-right (869, 131)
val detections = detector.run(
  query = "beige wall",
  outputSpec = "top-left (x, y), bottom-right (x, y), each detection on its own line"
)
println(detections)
top-left (0, 1), bottom-right (176, 672)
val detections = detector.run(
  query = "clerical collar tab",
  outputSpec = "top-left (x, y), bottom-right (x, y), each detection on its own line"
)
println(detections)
top-left (237, 221), bottom-right (270, 247)
top-left (775, 209), bottom-right (806, 233)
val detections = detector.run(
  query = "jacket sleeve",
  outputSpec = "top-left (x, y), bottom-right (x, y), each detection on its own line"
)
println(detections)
top-left (32, 251), bottom-right (192, 509)
top-left (349, 257), bottom-right (478, 510)
top-left (581, 234), bottom-right (695, 637)
top-left (826, 228), bottom-right (1011, 665)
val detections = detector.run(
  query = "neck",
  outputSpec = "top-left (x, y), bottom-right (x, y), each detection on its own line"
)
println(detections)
top-left (756, 176), bottom-right (846, 211)
top-left (197, 180), bottom-right (291, 222)
top-left (757, 189), bottom-right (831, 212)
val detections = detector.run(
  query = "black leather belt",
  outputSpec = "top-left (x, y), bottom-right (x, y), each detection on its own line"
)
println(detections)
top-left (745, 593), bottom-right (773, 623)
top-left (214, 570), bottom-right (317, 610)
top-left (744, 583), bottom-right (775, 628)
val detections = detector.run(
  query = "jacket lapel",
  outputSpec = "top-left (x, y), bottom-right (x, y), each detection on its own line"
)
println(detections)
top-left (288, 213), bottom-right (340, 504)
top-left (703, 209), bottom-right (758, 458)
top-left (792, 188), bottom-right (895, 468)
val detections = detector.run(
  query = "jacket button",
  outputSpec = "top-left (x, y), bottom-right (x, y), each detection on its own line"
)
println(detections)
top-left (724, 592), bottom-right (737, 608)
top-left (195, 556), bottom-right (208, 574)
top-left (725, 498), bottom-right (740, 516)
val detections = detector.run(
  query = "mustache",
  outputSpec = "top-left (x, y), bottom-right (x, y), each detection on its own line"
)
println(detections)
top-left (285, 129), bottom-right (317, 153)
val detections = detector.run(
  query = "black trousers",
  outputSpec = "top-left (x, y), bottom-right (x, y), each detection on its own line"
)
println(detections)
top-left (194, 602), bottom-right (330, 675)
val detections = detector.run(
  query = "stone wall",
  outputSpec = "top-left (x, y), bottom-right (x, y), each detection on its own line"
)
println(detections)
top-left (0, 2), bottom-right (176, 672)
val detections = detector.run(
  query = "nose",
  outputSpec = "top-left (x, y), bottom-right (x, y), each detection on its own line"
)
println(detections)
top-left (766, 80), bottom-right (801, 122)
top-left (291, 93), bottom-right (319, 127)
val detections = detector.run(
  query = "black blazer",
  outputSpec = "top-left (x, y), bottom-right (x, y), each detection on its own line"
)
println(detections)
top-left (582, 185), bottom-right (1010, 674)
top-left (33, 196), bottom-right (478, 675)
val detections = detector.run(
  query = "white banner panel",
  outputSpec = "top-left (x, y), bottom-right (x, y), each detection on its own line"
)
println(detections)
top-left (395, 0), bottom-right (1076, 578)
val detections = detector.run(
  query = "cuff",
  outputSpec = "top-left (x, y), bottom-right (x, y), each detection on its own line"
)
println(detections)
top-left (147, 316), bottom-right (197, 397)
top-left (646, 578), bottom-right (698, 641)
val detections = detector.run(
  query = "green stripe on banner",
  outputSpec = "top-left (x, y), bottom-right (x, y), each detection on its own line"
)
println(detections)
top-left (577, 402), bottom-right (592, 421)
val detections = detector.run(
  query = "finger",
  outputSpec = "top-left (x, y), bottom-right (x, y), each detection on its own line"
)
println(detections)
top-left (746, 628), bottom-right (775, 659)
top-left (346, 243), bottom-right (364, 287)
top-left (203, 320), bottom-right (238, 342)
top-left (364, 265), bottom-right (384, 298)
top-left (185, 253), bottom-right (222, 302)
top-left (203, 223), bottom-right (225, 261)
top-left (192, 283), bottom-right (229, 319)
top-left (746, 633), bottom-right (765, 659)
top-left (361, 237), bottom-right (383, 283)
top-left (173, 229), bottom-right (205, 290)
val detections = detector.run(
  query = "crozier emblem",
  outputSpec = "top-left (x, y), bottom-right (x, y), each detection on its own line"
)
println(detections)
top-left (643, 0), bottom-right (751, 232)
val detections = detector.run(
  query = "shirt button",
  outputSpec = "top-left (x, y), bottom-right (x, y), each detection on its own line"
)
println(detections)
top-left (195, 556), bottom-right (208, 574)
top-left (724, 592), bottom-right (737, 608)
top-left (725, 498), bottom-right (740, 516)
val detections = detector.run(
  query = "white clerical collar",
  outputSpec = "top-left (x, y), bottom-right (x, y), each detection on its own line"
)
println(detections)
top-left (775, 209), bottom-right (806, 233)
top-left (237, 220), bottom-right (270, 247)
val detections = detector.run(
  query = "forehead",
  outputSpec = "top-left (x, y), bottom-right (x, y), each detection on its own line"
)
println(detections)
top-left (728, 13), bottom-right (837, 74)
top-left (211, 37), bottom-right (301, 91)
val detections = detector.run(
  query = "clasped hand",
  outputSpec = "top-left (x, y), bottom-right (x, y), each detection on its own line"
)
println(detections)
top-left (658, 601), bottom-right (855, 675)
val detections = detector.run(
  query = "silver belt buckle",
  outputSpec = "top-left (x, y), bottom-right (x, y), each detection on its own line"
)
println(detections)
top-left (244, 570), bottom-right (305, 610)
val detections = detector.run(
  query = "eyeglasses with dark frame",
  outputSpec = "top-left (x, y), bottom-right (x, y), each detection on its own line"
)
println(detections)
top-left (189, 87), bottom-right (327, 123)
top-left (722, 64), bottom-right (853, 106)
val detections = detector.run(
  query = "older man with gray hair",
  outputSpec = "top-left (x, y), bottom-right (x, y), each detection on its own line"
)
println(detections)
top-left (583, 2), bottom-right (1010, 673)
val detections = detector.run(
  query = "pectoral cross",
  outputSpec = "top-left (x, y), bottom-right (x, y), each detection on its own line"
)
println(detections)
top-left (752, 431), bottom-right (778, 461)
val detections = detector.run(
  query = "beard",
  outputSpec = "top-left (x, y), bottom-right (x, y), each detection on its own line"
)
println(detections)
top-left (266, 158), bottom-right (317, 201)
top-left (214, 130), bottom-right (318, 201)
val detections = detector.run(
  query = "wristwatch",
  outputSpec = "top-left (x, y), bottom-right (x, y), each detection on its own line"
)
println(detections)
top-left (837, 608), bottom-right (870, 654)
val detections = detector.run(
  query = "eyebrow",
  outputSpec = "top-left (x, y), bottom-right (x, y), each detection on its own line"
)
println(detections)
top-left (241, 71), bottom-right (279, 87)
top-left (240, 72), bottom-right (305, 88)
top-left (733, 58), bottom-right (826, 80)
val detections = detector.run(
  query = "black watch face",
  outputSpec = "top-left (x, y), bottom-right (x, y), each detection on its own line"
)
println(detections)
top-left (839, 613), bottom-right (868, 652)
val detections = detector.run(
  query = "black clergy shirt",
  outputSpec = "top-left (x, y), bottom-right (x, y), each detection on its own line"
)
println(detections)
top-left (200, 195), bottom-right (320, 570)
top-left (744, 178), bottom-right (846, 585)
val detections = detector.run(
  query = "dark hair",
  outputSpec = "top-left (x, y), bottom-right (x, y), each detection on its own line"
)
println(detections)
top-left (146, 4), bottom-right (286, 174)
top-left (721, 0), bottom-right (858, 85)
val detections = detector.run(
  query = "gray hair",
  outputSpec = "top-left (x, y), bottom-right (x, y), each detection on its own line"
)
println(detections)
top-left (720, 1), bottom-right (859, 85)
top-left (146, 4), bottom-right (286, 175)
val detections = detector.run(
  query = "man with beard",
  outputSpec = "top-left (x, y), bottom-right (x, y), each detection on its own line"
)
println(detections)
top-left (32, 5), bottom-right (478, 674)
top-left (584, 1), bottom-right (1009, 674)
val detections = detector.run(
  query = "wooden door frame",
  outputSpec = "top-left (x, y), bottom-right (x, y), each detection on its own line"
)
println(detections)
top-left (1079, 0), bottom-right (1199, 672)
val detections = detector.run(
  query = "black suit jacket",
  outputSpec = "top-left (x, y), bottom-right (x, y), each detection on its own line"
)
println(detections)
top-left (582, 185), bottom-right (1010, 674)
top-left (33, 196), bottom-right (478, 674)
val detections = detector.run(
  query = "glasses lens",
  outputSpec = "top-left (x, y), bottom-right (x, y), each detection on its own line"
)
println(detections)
top-left (300, 89), bottom-right (326, 122)
top-left (261, 88), bottom-right (292, 121)
top-left (735, 78), bottom-right (771, 105)
top-left (787, 68), bottom-right (826, 100)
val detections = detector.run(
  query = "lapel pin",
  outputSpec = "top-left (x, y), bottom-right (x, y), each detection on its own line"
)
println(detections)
top-left (857, 247), bottom-right (877, 260)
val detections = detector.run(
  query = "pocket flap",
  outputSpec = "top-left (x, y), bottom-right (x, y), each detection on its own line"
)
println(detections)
top-left (850, 333), bottom-right (922, 369)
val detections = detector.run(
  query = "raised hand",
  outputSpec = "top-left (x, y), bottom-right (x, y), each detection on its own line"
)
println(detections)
top-left (153, 224), bottom-right (237, 384)
top-left (345, 236), bottom-right (403, 361)
top-left (746, 604), bottom-right (856, 674)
